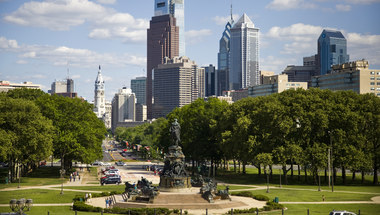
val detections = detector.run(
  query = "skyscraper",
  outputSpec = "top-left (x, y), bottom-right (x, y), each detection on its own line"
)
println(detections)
top-left (204, 64), bottom-right (216, 97)
top-left (131, 77), bottom-right (146, 105)
top-left (153, 56), bottom-right (202, 118)
top-left (229, 14), bottom-right (260, 90)
top-left (318, 29), bottom-right (349, 76)
top-left (217, 19), bottom-right (233, 96)
top-left (94, 65), bottom-right (106, 118)
top-left (111, 87), bottom-right (136, 131)
top-left (147, 13), bottom-right (179, 119)
top-left (154, 0), bottom-right (185, 57)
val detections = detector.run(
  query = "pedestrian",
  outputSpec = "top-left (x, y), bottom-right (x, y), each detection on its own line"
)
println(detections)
top-left (109, 198), bottom-right (112, 207)
top-left (105, 198), bottom-right (109, 208)
top-left (85, 193), bottom-right (88, 202)
top-left (78, 174), bottom-right (81, 180)
top-left (69, 173), bottom-right (72, 182)
top-left (89, 193), bottom-right (92, 202)
top-left (322, 195), bottom-right (325, 202)
top-left (73, 174), bottom-right (76, 182)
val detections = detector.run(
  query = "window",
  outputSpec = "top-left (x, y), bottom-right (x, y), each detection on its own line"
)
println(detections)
top-left (331, 45), bottom-right (336, 53)
top-left (377, 77), bottom-right (380, 80)
top-left (371, 77), bottom-right (375, 80)
top-left (370, 72), bottom-right (375, 75)
top-left (377, 72), bottom-right (380, 75)
top-left (370, 82), bottom-right (375, 85)
top-left (377, 88), bottom-right (380, 91)
top-left (377, 82), bottom-right (380, 85)
top-left (371, 87), bottom-right (375, 90)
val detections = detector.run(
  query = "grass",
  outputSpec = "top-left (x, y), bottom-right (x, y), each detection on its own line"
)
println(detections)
top-left (54, 185), bottom-right (125, 192)
top-left (278, 185), bottom-right (380, 194)
top-left (0, 206), bottom-right (120, 215)
top-left (0, 167), bottom-right (65, 189)
top-left (231, 189), bottom-right (377, 202)
top-left (0, 189), bottom-right (89, 204)
top-left (217, 185), bottom-right (256, 190)
top-left (260, 204), bottom-right (380, 215)
top-left (216, 167), bottom-right (379, 187)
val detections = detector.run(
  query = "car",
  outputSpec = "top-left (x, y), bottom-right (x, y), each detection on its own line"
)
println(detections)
top-left (105, 169), bottom-right (120, 176)
top-left (115, 161), bottom-right (126, 166)
top-left (100, 175), bottom-right (121, 185)
top-left (92, 161), bottom-right (104, 166)
top-left (329, 210), bottom-right (357, 215)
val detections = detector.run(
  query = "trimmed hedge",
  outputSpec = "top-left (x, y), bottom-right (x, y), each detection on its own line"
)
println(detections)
top-left (231, 192), bottom-right (269, 201)
top-left (263, 201), bottom-right (284, 211)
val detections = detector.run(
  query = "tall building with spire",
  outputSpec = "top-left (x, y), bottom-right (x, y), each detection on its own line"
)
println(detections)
top-left (217, 5), bottom-right (234, 96)
top-left (147, 7), bottom-right (179, 119)
top-left (154, 0), bottom-right (185, 57)
top-left (229, 14), bottom-right (260, 90)
top-left (94, 65), bottom-right (106, 118)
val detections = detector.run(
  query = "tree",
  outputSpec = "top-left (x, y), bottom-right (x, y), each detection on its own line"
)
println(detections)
top-left (36, 94), bottom-right (106, 170)
top-left (0, 94), bottom-right (54, 181)
top-left (255, 153), bottom-right (273, 193)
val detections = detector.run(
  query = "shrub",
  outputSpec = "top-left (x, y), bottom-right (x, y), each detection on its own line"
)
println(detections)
top-left (73, 201), bottom-right (102, 212)
top-left (263, 201), bottom-right (284, 211)
top-left (231, 191), bottom-right (254, 197)
top-left (253, 194), bottom-right (269, 201)
top-left (229, 208), bottom-right (258, 214)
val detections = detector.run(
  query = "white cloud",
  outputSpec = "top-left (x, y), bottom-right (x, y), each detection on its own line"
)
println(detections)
top-left (336, 4), bottom-right (351, 11)
top-left (96, 0), bottom-right (116, 4)
top-left (0, 36), bottom-right (146, 68)
top-left (344, 0), bottom-right (380, 4)
top-left (266, 0), bottom-right (317, 10)
top-left (31, 74), bottom-right (47, 79)
top-left (3, 0), bottom-right (108, 31)
top-left (0, 36), bottom-right (19, 49)
top-left (71, 74), bottom-right (81, 79)
top-left (266, 23), bottom-right (323, 42)
top-left (261, 56), bottom-right (298, 72)
top-left (16, 60), bottom-right (27, 64)
top-left (3, 0), bottom-right (148, 43)
top-left (212, 14), bottom-right (240, 26)
top-left (186, 29), bottom-right (213, 45)
top-left (347, 33), bottom-right (380, 65)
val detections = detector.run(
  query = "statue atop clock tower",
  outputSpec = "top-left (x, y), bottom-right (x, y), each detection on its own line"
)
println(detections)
top-left (94, 65), bottom-right (106, 118)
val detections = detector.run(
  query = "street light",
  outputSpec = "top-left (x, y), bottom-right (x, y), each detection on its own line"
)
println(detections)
top-left (59, 168), bottom-right (66, 195)
top-left (9, 198), bottom-right (32, 214)
top-left (328, 131), bottom-right (334, 192)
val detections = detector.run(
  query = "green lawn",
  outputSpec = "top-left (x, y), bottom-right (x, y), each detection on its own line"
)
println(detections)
top-left (217, 167), bottom-right (378, 186)
top-left (217, 185), bottom-right (256, 190)
top-left (0, 189), bottom-right (86, 204)
top-left (260, 204), bottom-right (380, 215)
top-left (231, 188), bottom-right (378, 202)
top-left (55, 185), bottom-right (125, 192)
top-left (0, 167), bottom-right (65, 189)
top-left (0, 206), bottom-right (119, 215)
top-left (278, 185), bottom-right (380, 194)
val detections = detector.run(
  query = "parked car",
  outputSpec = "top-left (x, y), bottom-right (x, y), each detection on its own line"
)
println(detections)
top-left (100, 175), bottom-right (121, 185)
top-left (115, 161), bottom-right (126, 166)
top-left (329, 211), bottom-right (357, 215)
top-left (92, 161), bottom-right (104, 166)
top-left (105, 169), bottom-right (120, 176)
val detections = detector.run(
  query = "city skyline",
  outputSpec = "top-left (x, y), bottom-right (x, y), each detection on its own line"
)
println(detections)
top-left (0, 0), bottom-right (379, 101)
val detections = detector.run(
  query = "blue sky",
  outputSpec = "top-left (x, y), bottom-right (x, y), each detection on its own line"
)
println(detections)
top-left (0, 0), bottom-right (379, 101)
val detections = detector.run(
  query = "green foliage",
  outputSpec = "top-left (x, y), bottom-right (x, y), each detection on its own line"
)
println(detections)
top-left (253, 194), bottom-right (270, 201)
top-left (263, 201), bottom-right (285, 211)
top-left (229, 207), bottom-right (258, 214)
top-left (232, 191), bottom-right (254, 197)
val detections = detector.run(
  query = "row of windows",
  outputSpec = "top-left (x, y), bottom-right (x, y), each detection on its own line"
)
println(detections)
top-left (286, 83), bottom-right (301, 86)
top-left (370, 72), bottom-right (380, 75)
top-left (370, 88), bottom-right (380, 91)
top-left (370, 82), bottom-right (380, 85)
top-left (370, 77), bottom-right (380, 80)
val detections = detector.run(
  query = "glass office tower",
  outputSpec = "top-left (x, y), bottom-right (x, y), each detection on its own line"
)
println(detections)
top-left (318, 29), bottom-right (349, 76)
top-left (229, 14), bottom-right (260, 90)
top-left (154, 0), bottom-right (185, 57)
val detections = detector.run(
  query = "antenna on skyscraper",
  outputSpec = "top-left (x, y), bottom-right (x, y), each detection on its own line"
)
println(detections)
top-left (230, 2), bottom-right (234, 24)
top-left (66, 60), bottom-right (70, 79)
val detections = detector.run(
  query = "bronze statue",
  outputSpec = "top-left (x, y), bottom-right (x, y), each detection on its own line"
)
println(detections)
top-left (170, 119), bottom-right (181, 146)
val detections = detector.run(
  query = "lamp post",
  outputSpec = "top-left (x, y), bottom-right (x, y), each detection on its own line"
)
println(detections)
top-left (328, 131), bottom-right (334, 192)
top-left (59, 168), bottom-right (65, 195)
top-left (9, 198), bottom-right (33, 214)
